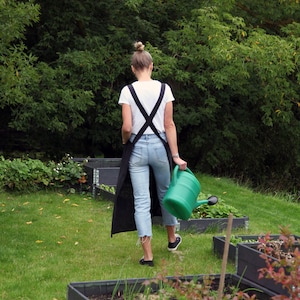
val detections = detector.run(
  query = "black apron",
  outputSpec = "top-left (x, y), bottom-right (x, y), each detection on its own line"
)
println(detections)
top-left (111, 83), bottom-right (172, 236)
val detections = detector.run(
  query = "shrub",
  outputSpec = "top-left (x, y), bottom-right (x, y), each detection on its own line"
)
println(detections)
top-left (0, 155), bottom-right (86, 192)
top-left (48, 154), bottom-right (86, 189)
top-left (0, 156), bottom-right (52, 191)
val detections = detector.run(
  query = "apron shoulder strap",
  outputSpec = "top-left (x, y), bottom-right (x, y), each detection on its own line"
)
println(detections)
top-left (128, 83), bottom-right (166, 143)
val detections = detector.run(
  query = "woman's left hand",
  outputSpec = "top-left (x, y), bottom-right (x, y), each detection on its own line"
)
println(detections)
top-left (173, 157), bottom-right (187, 170)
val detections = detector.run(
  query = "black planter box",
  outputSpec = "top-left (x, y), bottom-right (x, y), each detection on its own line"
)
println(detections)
top-left (213, 235), bottom-right (240, 262)
top-left (213, 234), bottom-right (300, 262)
top-left (97, 188), bottom-right (116, 201)
top-left (73, 158), bottom-right (121, 198)
top-left (179, 216), bottom-right (249, 233)
top-left (67, 273), bottom-right (276, 300)
top-left (236, 241), bottom-right (299, 296)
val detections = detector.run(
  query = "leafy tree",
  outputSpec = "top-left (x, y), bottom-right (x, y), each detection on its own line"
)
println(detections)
top-left (228, 0), bottom-right (300, 35)
top-left (18, 0), bottom-right (202, 156)
top-left (0, 0), bottom-right (39, 108)
top-left (0, 0), bottom-right (39, 151)
top-left (150, 5), bottom-right (300, 189)
top-left (1, 0), bottom-right (95, 155)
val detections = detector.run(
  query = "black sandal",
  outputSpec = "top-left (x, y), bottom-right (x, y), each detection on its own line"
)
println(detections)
top-left (139, 257), bottom-right (154, 267)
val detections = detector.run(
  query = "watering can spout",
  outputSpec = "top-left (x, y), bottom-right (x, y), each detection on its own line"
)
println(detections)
top-left (194, 196), bottom-right (218, 210)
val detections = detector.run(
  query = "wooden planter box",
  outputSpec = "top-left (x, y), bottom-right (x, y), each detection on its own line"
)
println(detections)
top-left (213, 234), bottom-right (300, 262)
top-left (67, 273), bottom-right (276, 300)
top-left (179, 216), bottom-right (249, 233)
top-left (236, 242), bottom-right (299, 296)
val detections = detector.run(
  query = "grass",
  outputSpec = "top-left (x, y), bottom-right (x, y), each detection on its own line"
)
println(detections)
top-left (0, 174), bottom-right (299, 300)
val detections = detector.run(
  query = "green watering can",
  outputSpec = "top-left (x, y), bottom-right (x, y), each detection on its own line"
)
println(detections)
top-left (163, 165), bottom-right (218, 220)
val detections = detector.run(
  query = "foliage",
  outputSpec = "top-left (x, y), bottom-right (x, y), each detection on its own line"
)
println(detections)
top-left (225, 0), bottom-right (300, 35)
top-left (160, 5), bottom-right (300, 191)
top-left (229, 235), bottom-right (257, 246)
top-left (0, 155), bottom-right (86, 191)
top-left (191, 195), bottom-right (243, 219)
top-left (11, 0), bottom-right (201, 158)
top-left (99, 184), bottom-right (116, 194)
top-left (0, 155), bottom-right (52, 191)
top-left (1, 0), bottom-right (300, 192)
top-left (0, 0), bottom-right (40, 109)
top-left (9, 62), bottom-right (95, 133)
top-left (258, 226), bottom-right (300, 300)
top-left (47, 154), bottom-right (87, 188)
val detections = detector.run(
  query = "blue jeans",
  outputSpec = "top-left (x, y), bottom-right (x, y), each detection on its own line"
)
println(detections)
top-left (129, 133), bottom-right (177, 237)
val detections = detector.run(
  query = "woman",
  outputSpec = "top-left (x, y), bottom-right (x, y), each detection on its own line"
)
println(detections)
top-left (117, 41), bottom-right (187, 267)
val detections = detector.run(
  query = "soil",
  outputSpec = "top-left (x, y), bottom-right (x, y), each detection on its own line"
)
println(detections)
top-left (257, 239), bottom-right (297, 264)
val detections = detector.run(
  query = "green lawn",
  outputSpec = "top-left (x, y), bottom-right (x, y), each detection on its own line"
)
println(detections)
top-left (0, 174), bottom-right (299, 299)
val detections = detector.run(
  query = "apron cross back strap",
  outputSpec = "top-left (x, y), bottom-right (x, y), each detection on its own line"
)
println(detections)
top-left (128, 83), bottom-right (166, 144)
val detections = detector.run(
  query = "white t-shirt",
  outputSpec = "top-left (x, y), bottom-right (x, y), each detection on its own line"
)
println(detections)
top-left (118, 80), bottom-right (175, 134)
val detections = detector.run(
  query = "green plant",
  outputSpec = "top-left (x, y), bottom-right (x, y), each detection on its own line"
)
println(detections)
top-left (48, 154), bottom-right (87, 188)
top-left (0, 155), bottom-right (52, 191)
top-left (99, 183), bottom-right (116, 194)
top-left (0, 154), bottom-right (86, 192)
top-left (191, 195), bottom-right (243, 219)
top-left (258, 226), bottom-right (300, 300)
top-left (229, 235), bottom-right (257, 246)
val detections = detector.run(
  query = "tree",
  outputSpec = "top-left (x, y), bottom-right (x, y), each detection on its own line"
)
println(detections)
top-left (0, 0), bottom-right (95, 155)
top-left (149, 5), bottom-right (300, 189)
top-left (0, 0), bottom-right (39, 109)
top-left (0, 0), bottom-right (39, 151)
top-left (15, 0), bottom-right (202, 157)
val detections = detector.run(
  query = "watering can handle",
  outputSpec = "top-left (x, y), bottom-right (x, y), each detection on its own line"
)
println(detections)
top-left (172, 165), bottom-right (194, 186)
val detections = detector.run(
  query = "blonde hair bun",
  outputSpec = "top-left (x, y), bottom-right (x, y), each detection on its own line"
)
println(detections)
top-left (131, 41), bottom-right (152, 70)
top-left (134, 41), bottom-right (145, 52)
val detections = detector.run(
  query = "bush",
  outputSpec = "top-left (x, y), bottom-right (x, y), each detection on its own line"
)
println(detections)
top-left (47, 154), bottom-right (87, 189)
top-left (0, 155), bottom-right (86, 192)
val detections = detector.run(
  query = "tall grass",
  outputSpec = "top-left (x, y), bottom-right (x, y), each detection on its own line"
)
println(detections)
top-left (0, 174), bottom-right (299, 299)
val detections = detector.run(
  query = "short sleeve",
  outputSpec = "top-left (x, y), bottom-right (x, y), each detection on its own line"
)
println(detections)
top-left (164, 83), bottom-right (175, 103)
top-left (118, 86), bottom-right (131, 105)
